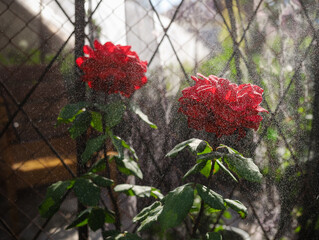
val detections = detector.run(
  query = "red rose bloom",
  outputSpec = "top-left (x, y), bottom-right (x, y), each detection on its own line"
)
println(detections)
top-left (179, 73), bottom-right (268, 138)
top-left (76, 40), bottom-right (147, 97)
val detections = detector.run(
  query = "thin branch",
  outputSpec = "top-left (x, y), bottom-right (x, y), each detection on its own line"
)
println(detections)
top-left (220, 0), bottom-right (264, 77)
top-left (191, 200), bottom-right (205, 238)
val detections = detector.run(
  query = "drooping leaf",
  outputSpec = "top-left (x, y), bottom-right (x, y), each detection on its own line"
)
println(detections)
top-left (196, 184), bottom-right (225, 210)
top-left (134, 201), bottom-right (163, 232)
top-left (88, 208), bottom-right (106, 231)
top-left (134, 201), bottom-right (162, 223)
top-left (183, 160), bottom-right (208, 180)
top-left (69, 111), bottom-right (92, 139)
top-left (87, 173), bottom-right (114, 187)
top-left (81, 135), bottom-right (108, 164)
top-left (90, 111), bottom-right (103, 132)
top-left (39, 180), bottom-right (73, 218)
top-left (130, 103), bottom-right (157, 129)
top-left (73, 178), bottom-right (100, 206)
top-left (115, 157), bottom-right (143, 179)
top-left (216, 159), bottom-right (238, 182)
top-left (66, 208), bottom-right (91, 229)
top-left (166, 138), bottom-right (211, 157)
top-left (110, 134), bottom-right (138, 160)
top-left (95, 101), bottom-right (125, 128)
top-left (158, 184), bottom-right (194, 230)
top-left (57, 101), bottom-right (89, 125)
top-left (114, 184), bottom-right (162, 199)
top-left (206, 232), bottom-right (222, 240)
top-left (224, 199), bottom-right (247, 219)
top-left (224, 154), bottom-right (262, 183)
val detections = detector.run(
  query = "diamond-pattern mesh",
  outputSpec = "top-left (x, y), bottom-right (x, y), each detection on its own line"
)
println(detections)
top-left (0, 0), bottom-right (318, 239)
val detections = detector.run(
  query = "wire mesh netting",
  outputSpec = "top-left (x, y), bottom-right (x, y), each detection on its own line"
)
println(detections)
top-left (0, 0), bottom-right (318, 239)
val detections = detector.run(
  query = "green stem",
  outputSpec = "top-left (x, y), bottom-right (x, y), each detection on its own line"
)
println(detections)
top-left (102, 97), bottom-right (121, 230)
top-left (191, 159), bottom-right (215, 237)
top-left (191, 199), bottom-right (205, 237)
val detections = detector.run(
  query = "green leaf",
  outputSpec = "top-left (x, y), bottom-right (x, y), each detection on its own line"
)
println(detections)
top-left (223, 210), bottom-right (232, 219)
top-left (96, 101), bottom-right (125, 128)
top-left (206, 207), bottom-right (222, 213)
top-left (73, 178), bottom-right (100, 206)
top-left (158, 184), bottom-right (194, 230)
top-left (104, 209), bottom-right (115, 223)
top-left (134, 201), bottom-right (163, 232)
top-left (120, 137), bottom-right (138, 160)
top-left (39, 180), bottom-right (73, 218)
top-left (69, 111), bottom-right (92, 139)
top-left (216, 159), bottom-right (238, 182)
top-left (197, 142), bottom-right (213, 155)
top-left (224, 199), bottom-right (247, 219)
top-left (206, 232), bottom-right (222, 240)
top-left (218, 144), bottom-right (241, 155)
top-left (89, 158), bottom-right (106, 173)
top-left (134, 201), bottom-right (161, 222)
top-left (114, 184), bottom-right (162, 199)
top-left (194, 140), bottom-right (209, 153)
top-left (130, 104), bottom-right (157, 129)
top-left (81, 135), bottom-right (108, 164)
top-left (57, 101), bottom-right (89, 125)
top-left (116, 157), bottom-right (143, 179)
top-left (66, 208), bottom-right (91, 229)
top-left (213, 160), bottom-right (220, 175)
top-left (196, 152), bottom-right (223, 161)
top-left (150, 190), bottom-right (164, 200)
top-left (88, 208), bottom-right (106, 231)
top-left (183, 160), bottom-right (208, 180)
top-left (200, 160), bottom-right (212, 178)
top-left (87, 173), bottom-right (114, 187)
top-left (91, 111), bottom-right (103, 132)
top-left (196, 184), bottom-right (225, 210)
top-left (224, 154), bottom-right (262, 183)
top-left (166, 138), bottom-right (212, 158)
top-left (110, 134), bottom-right (138, 161)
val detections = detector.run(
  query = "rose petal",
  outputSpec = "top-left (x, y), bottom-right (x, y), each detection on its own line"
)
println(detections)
top-left (77, 40), bottom-right (147, 97)
top-left (179, 73), bottom-right (268, 139)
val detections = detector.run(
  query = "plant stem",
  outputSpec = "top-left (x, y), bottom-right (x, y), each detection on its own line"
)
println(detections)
top-left (192, 157), bottom-right (218, 237)
top-left (102, 98), bottom-right (121, 230)
top-left (104, 144), bottom-right (121, 230)
top-left (191, 199), bottom-right (205, 238)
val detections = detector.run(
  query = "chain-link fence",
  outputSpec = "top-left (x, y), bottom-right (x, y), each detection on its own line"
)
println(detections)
top-left (0, 0), bottom-right (318, 239)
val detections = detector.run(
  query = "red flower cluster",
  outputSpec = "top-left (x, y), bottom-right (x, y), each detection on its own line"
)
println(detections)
top-left (179, 73), bottom-right (268, 138)
top-left (76, 40), bottom-right (147, 97)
